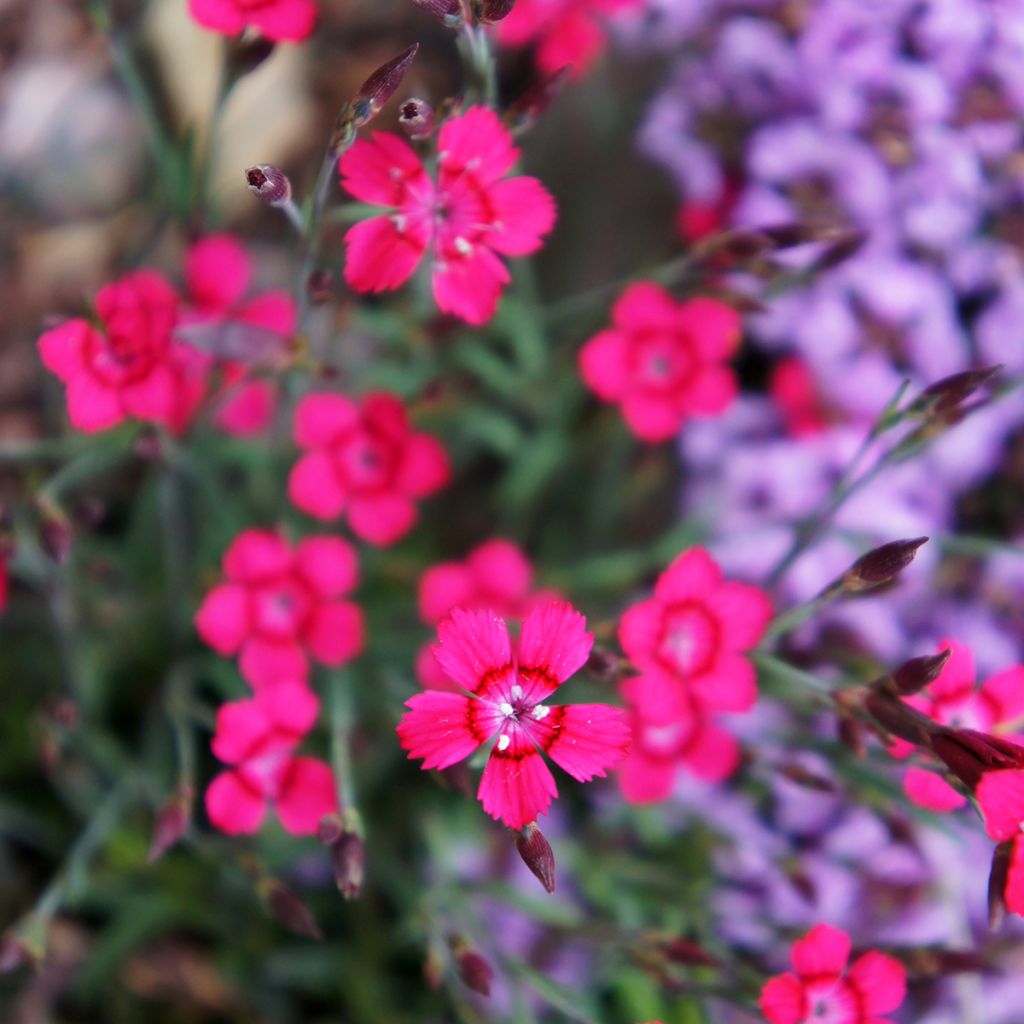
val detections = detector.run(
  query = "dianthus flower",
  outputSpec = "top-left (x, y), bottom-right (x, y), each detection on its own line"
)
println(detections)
top-left (618, 680), bottom-right (740, 804)
top-left (618, 548), bottom-right (772, 713)
top-left (188, 0), bottom-right (317, 42)
top-left (205, 681), bottom-right (336, 835)
top-left (397, 603), bottom-right (631, 828)
top-left (181, 234), bottom-right (295, 438)
top-left (1004, 836), bottom-right (1024, 916)
top-left (37, 271), bottom-right (206, 434)
top-left (889, 639), bottom-right (1024, 813)
top-left (195, 529), bottom-right (364, 689)
top-left (759, 924), bottom-right (906, 1024)
top-left (496, 0), bottom-right (644, 78)
top-left (288, 392), bottom-right (450, 546)
top-left (579, 283), bottom-right (741, 442)
top-left (415, 539), bottom-right (559, 688)
top-left (338, 106), bottom-right (556, 325)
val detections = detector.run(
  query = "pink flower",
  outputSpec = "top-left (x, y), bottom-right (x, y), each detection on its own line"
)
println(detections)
top-left (579, 283), bottom-right (741, 442)
top-left (397, 603), bottom-right (631, 828)
top-left (188, 0), bottom-right (317, 42)
top-left (338, 106), bottom-right (556, 325)
top-left (288, 392), bottom-right (450, 547)
top-left (976, 768), bottom-right (1024, 841)
top-left (759, 924), bottom-right (907, 1024)
top-left (890, 640), bottom-right (1024, 813)
top-left (618, 680), bottom-right (740, 804)
top-left (770, 357), bottom-right (829, 438)
top-left (205, 681), bottom-right (337, 835)
top-left (496, 0), bottom-right (644, 79)
top-left (1007, 836), bottom-right (1024, 916)
top-left (415, 539), bottom-right (560, 688)
top-left (182, 234), bottom-right (296, 438)
top-left (195, 529), bottom-right (364, 689)
top-left (38, 271), bottom-right (205, 434)
top-left (618, 548), bottom-right (772, 714)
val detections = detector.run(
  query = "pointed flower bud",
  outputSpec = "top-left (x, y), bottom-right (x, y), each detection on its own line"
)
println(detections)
top-left (812, 229), bottom-right (868, 272)
top-left (349, 44), bottom-right (420, 130)
top-left (453, 942), bottom-right (494, 997)
top-left (318, 813), bottom-right (365, 900)
top-left (864, 691), bottom-right (943, 748)
top-left (246, 164), bottom-right (292, 206)
top-left (515, 821), bottom-right (556, 893)
top-left (930, 729), bottom-right (1024, 790)
top-left (912, 365), bottom-right (1002, 415)
top-left (662, 936), bottom-right (721, 968)
top-left (891, 649), bottom-right (952, 696)
top-left (148, 784), bottom-right (193, 864)
top-left (506, 67), bottom-right (570, 135)
top-left (840, 537), bottom-right (928, 592)
top-left (989, 840), bottom-right (1013, 929)
top-left (473, 0), bottom-right (516, 23)
top-left (410, 0), bottom-right (465, 28)
top-left (261, 878), bottom-right (323, 940)
top-left (307, 268), bottom-right (333, 304)
top-left (398, 97), bottom-right (435, 139)
top-left (226, 32), bottom-right (276, 75)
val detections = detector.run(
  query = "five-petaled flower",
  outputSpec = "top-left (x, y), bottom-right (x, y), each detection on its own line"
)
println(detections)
top-left (397, 603), bottom-right (631, 828)
top-left (195, 529), bottom-right (364, 689)
top-left (288, 392), bottom-right (451, 546)
top-left (579, 282), bottom-right (741, 442)
top-left (205, 681), bottom-right (337, 835)
top-left (759, 923), bottom-right (906, 1024)
top-left (188, 0), bottom-right (317, 42)
top-left (618, 547), bottom-right (772, 714)
top-left (338, 105), bottom-right (556, 325)
top-left (37, 270), bottom-right (206, 434)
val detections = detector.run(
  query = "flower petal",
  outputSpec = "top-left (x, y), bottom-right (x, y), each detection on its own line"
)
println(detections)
top-left (223, 529), bottom-right (291, 582)
top-left (977, 769), bottom-right (1024, 841)
top-left (478, 739), bottom-right (558, 829)
top-left (65, 372), bottom-right (125, 432)
top-left (293, 536), bottom-right (359, 597)
top-left (621, 391), bottom-right (682, 441)
top-left (539, 704), bottom-right (630, 782)
top-left (211, 698), bottom-right (275, 765)
top-left (205, 771), bottom-right (267, 835)
top-left (289, 451), bottom-right (350, 520)
top-left (432, 244), bottom-right (510, 326)
top-left (791, 923), bottom-right (851, 978)
top-left (619, 750), bottom-right (677, 804)
top-left (347, 495), bottom-right (418, 546)
top-left (195, 584), bottom-right (250, 654)
top-left (344, 216), bottom-right (427, 295)
top-left (675, 297), bottom-right (742, 359)
top-left (38, 320), bottom-right (90, 380)
top-left (579, 330), bottom-right (630, 401)
top-left (239, 635), bottom-right (309, 690)
top-left (186, 235), bottom-right (250, 313)
top-left (395, 433), bottom-right (451, 497)
top-left (397, 690), bottom-right (491, 770)
top-left (275, 757), bottom-right (338, 835)
top-left (981, 665), bottom-right (1024, 724)
top-left (438, 106), bottom-right (519, 185)
top-left (431, 607), bottom-right (513, 693)
top-left (706, 581), bottom-right (773, 651)
top-left (517, 602), bottom-right (593, 699)
top-left (902, 765), bottom-right (966, 812)
top-left (303, 600), bottom-right (365, 667)
top-left (759, 973), bottom-right (806, 1024)
top-left (655, 548), bottom-right (723, 603)
top-left (848, 951), bottom-right (907, 1017)
top-left (237, 292), bottom-right (297, 335)
top-left (339, 132), bottom-right (430, 206)
top-left (486, 177), bottom-right (557, 256)
top-left (690, 651), bottom-right (758, 712)
top-left (294, 393), bottom-right (360, 448)
top-left (419, 563), bottom-right (477, 624)
top-left (247, 0), bottom-right (317, 42)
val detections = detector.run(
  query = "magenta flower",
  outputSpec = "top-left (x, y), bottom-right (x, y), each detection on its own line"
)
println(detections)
top-left (182, 234), bottom-right (296, 438)
top-left (195, 529), bottom-right (364, 689)
top-left (579, 283), bottom-right (741, 442)
top-left (759, 924), bottom-right (906, 1024)
top-left (397, 604), bottom-right (630, 829)
top-left (1008, 837), bottom-right (1024, 917)
top-left (37, 270), bottom-right (206, 434)
top-left (496, 0), bottom-right (643, 79)
top-left (415, 539), bottom-right (560, 688)
top-left (976, 768), bottom-right (1024, 842)
top-left (618, 548), bottom-right (772, 714)
top-left (338, 106), bottom-right (556, 325)
top-left (889, 639), bottom-right (1024, 813)
top-left (205, 681), bottom-right (337, 836)
top-left (188, 0), bottom-right (317, 42)
top-left (288, 392), bottom-right (450, 547)
top-left (618, 680), bottom-right (740, 804)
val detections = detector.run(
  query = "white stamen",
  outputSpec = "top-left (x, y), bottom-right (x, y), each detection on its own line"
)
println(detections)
top-left (467, 157), bottom-right (481, 171)
top-left (454, 236), bottom-right (473, 256)
top-left (492, 220), bottom-right (505, 231)
top-left (532, 704), bottom-right (550, 720)
top-left (510, 684), bottom-right (523, 701)
top-left (392, 213), bottom-right (406, 232)
top-left (499, 701), bottom-right (514, 717)
top-left (497, 734), bottom-right (511, 751)
top-left (438, 149), bottom-right (448, 162)
top-left (390, 167), bottom-right (402, 179)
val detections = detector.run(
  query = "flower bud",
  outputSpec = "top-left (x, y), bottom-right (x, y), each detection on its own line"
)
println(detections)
top-left (40, 514), bottom-right (73, 565)
top-left (399, 98), bottom-right (435, 140)
top-left (453, 942), bottom-right (493, 997)
top-left (410, 0), bottom-right (465, 28)
top-left (864, 691), bottom-right (941, 748)
top-left (988, 840), bottom-right (1013, 929)
top-left (515, 821), bottom-right (556, 893)
top-left (586, 645), bottom-right (625, 682)
top-left (245, 164), bottom-right (292, 206)
top-left (349, 44), bottom-right (420, 130)
top-left (778, 761), bottom-right (836, 793)
top-left (473, 0), bottom-right (516, 22)
top-left (307, 268), bottom-right (333, 304)
top-left (840, 537), bottom-right (928, 592)
top-left (912, 365), bottom-right (1002, 415)
top-left (812, 229), bottom-right (868, 272)
top-left (661, 936), bottom-right (720, 968)
top-left (260, 878), bottom-right (323, 940)
top-left (148, 784), bottom-right (193, 864)
top-left (837, 711), bottom-right (867, 757)
top-left (891, 649), bottom-right (952, 696)
top-left (318, 813), bottom-right (365, 900)
top-left (505, 67), bottom-right (570, 135)
top-left (226, 31), bottom-right (276, 75)
top-left (931, 730), bottom-right (1024, 791)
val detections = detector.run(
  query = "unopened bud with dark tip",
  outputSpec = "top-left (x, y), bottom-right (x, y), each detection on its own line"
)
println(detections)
top-left (841, 537), bottom-right (929, 592)
top-left (349, 44), bottom-right (420, 130)
top-left (473, 0), bottom-right (516, 22)
top-left (410, 0), bottom-right (465, 27)
top-left (662, 937), bottom-right (721, 968)
top-left (40, 515), bottom-right (73, 565)
top-left (148, 784), bottom-right (193, 865)
top-left (931, 728), bottom-right (1024, 790)
top-left (453, 942), bottom-right (493, 997)
top-left (246, 164), bottom-right (292, 206)
top-left (506, 66), bottom-right (570, 135)
top-left (399, 97), bottom-right (435, 139)
top-left (778, 761), bottom-right (837, 793)
top-left (694, 228), bottom-right (775, 265)
top-left (227, 31), bottom-right (276, 75)
top-left (989, 840), bottom-right (1013, 930)
top-left (515, 821), bottom-right (556, 893)
top-left (260, 878), bottom-right (323, 940)
top-left (891, 649), bottom-right (952, 696)
top-left (318, 813), bottom-right (365, 900)
top-left (864, 691), bottom-right (943, 748)
top-left (913, 365), bottom-right (1002, 415)
top-left (813, 229), bottom-right (868, 272)
top-left (307, 268), bottom-right (333, 304)
top-left (586, 645), bottom-right (625, 682)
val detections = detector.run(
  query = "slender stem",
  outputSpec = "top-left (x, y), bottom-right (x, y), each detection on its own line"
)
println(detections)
top-left (195, 41), bottom-right (240, 222)
top-left (329, 671), bottom-right (360, 831)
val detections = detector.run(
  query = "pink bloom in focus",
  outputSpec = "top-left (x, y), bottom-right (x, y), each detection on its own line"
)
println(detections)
top-left (579, 283), bottom-right (741, 442)
top-left (619, 548), bottom-right (772, 714)
top-left (288, 392), bottom-right (450, 547)
top-left (205, 681), bottom-right (337, 835)
top-left (188, 0), bottom-right (317, 42)
top-left (496, 0), bottom-right (644, 79)
top-left (37, 271), bottom-right (205, 434)
top-left (338, 106), bottom-right (556, 325)
top-left (759, 924), bottom-right (907, 1024)
top-left (889, 639), bottom-right (1024, 813)
top-left (618, 680), bottom-right (740, 804)
top-left (397, 604), bottom-right (631, 828)
top-left (415, 539), bottom-right (560, 688)
top-left (195, 529), bottom-right (364, 689)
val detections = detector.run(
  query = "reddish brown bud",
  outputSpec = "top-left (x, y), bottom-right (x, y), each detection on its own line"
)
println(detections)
top-left (350, 44), bottom-right (420, 129)
top-left (473, 0), bottom-right (516, 23)
top-left (227, 32), bottom-right (276, 75)
top-left (864, 691), bottom-right (941, 748)
top-left (586, 645), bottom-right (625, 682)
top-left (454, 946), bottom-right (493, 997)
top-left (261, 879), bottom-right (323, 940)
top-left (398, 97), bottom-right (435, 140)
top-left (842, 537), bottom-right (928, 591)
top-left (662, 937), bottom-right (721, 968)
top-left (318, 815), bottom-right (364, 900)
top-left (307, 268), bottom-right (333, 304)
top-left (813, 229), bottom-right (868, 271)
top-left (506, 67), bottom-right (570, 135)
top-left (989, 840), bottom-right (1013, 930)
top-left (778, 762), bottom-right (837, 793)
top-left (913, 365), bottom-right (1002, 415)
top-left (246, 164), bottom-right (292, 206)
top-left (148, 784), bottom-right (193, 864)
top-left (410, 0), bottom-right (465, 27)
top-left (931, 729), bottom-right (1024, 790)
top-left (837, 713), bottom-right (867, 757)
top-left (514, 821), bottom-right (556, 893)
top-left (891, 649), bottom-right (952, 696)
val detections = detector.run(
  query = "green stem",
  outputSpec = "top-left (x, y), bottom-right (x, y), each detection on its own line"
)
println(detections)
top-left (195, 41), bottom-right (240, 223)
top-left (329, 671), bottom-right (360, 829)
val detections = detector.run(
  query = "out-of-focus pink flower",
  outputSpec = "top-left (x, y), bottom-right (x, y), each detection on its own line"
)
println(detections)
top-left (579, 283), bottom-right (741, 442)
top-left (195, 529), bottom-right (364, 689)
top-left (415, 539), bottom-right (560, 688)
top-left (770, 357), bottom-right (829, 438)
top-left (619, 547), bottom-right (772, 713)
top-left (182, 235), bottom-right (295, 438)
top-left (618, 681), bottom-right (740, 803)
top-left (288, 392), bottom-right (450, 547)
top-left (1007, 836), bottom-right (1024, 916)
top-left (188, 0), bottom-right (317, 42)
top-left (977, 769), bottom-right (1024, 842)
top-left (496, 0), bottom-right (644, 79)
top-left (205, 681), bottom-right (337, 835)
top-left (37, 271), bottom-right (205, 434)
top-left (397, 604), bottom-right (630, 828)
top-left (759, 923), bottom-right (906, 1024)
top-left (889, 639), bottom-right (1024, 813)
top-left (338, 106), bottom-right (556, 325)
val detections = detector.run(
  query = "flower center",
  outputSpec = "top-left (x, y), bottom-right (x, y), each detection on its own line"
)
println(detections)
top-left (494, 684), bottom-right (550, 751)
top-left (660, 604), bottom-right (717, 676)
